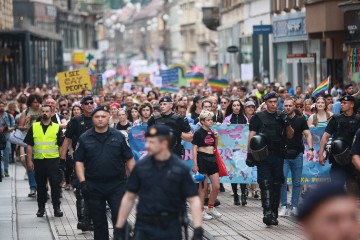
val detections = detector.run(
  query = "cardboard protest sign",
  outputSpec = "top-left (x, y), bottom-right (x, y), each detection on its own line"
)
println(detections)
top-left (57, 68), bottom-right (92, 95)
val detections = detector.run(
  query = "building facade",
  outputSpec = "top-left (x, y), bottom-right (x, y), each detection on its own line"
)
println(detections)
top-left (0, 0), bottom-right (14, 30)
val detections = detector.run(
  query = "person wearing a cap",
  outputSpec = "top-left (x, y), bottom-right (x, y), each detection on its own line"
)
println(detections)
top-left (147, 96), bottom-right (193, 157)
top-left (60, 95), bottom-right (95, 231)
top-left (247, 91), bottom-right (294, 226)
top-left (298, 183), bottom-right (359, 240)
top-left (75, 105), bottom-right (135, 240)
top-left (278, 97), bottom-right (314, 217)
top-left (319, 95), bottom-right (360, 188)
top-left (114, 125), bottom-right (203, 240)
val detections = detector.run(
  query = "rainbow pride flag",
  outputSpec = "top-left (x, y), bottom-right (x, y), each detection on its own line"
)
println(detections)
top-left (312, 77), bottom-right (329, 98)
top-left (88, 63), bottom-right (96, 75)
top-left (209, 78), bottom-right (229, 91)
top-left (160, 86), bottom-right (180, 93)
top-left (186, 72), bottom-right (204, 85)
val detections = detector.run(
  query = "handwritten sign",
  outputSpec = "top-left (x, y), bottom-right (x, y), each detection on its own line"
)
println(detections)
top-left (57, 68), bottom-right (92, 95)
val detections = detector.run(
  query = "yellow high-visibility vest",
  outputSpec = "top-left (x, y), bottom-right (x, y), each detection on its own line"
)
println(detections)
top-left (32, 122), bottom-right (60, 159)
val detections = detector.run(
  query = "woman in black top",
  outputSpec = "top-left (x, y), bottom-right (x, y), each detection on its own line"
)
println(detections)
top-left (116, 108), bottom-right (132, 131)
top-left (222, 99), bottom-right (249, 206)
top-left (192, 110), bottom-right (222, 220)
top-left (190, 95), bottom-right (203, 120)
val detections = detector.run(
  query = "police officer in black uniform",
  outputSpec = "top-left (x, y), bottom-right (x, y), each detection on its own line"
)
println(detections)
top-left (113, 125), bottom-right (203, 240)
top-left (319, 95), bottom-right (360, 188)
top-left (75, 105), bottom-right (135, 240)
top-left (60, 95), bottom-right (94, 231)
top-left (352, 129), bottom-right (360, 188)
top-left (246, 92), bottom-right (294, 226)
top-left (147, 96), bottom-right (193, 157)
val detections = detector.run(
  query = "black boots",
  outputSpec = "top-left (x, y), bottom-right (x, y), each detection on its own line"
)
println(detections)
top-left (54, 208), bottom-right (63, 217)
top-left (260, 180), bottom-right (278, 226)
top-left (75, 189), bottom-right (93, 231)
top-left (271, 182), bottom-right (281, 225)
top-left (234, 194), bottom-right (240, 205)
top-left (241, 194), bottom-right (247, 206)
top-left (36, 208), bottom-right (45, 217)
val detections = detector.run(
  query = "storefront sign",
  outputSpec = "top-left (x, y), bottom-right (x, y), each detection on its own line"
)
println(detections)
top-left (273, 12), bottom-right (307, 42)
top-left (344, 10), bottom-right (360, 42)
top-left (287, 53), bottom-right (315, 64)
top-left (253, 25), bottom-right (273, 35)
top-left (57, 68), bottom-right (92, 94)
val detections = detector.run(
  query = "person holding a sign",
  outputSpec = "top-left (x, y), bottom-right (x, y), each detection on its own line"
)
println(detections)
top-left (247, 92), bottom-right (294, 226)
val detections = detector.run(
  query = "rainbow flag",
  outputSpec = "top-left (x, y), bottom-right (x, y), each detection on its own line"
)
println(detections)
top-left (209, 78), bottom-right (229, 91)
top-left (169, 64), bottom-right (186, 78)
top-left (88, 63), bottom-right (96, 75)
top-left (160, 86), bottom-right (180, 93)
top-left (223, 64), bottom-right (228, 78)
top-left (312, 77), bottom-right (329, 98)
top-left (185, 72), bottom-right (204, 85)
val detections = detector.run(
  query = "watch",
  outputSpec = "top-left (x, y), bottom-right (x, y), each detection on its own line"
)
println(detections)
top-left (309, 148), bottom-right (314, 151)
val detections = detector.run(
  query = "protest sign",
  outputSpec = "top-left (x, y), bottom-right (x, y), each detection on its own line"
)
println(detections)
top-left (160, 68), bottom-right (179, 85)
top-left (128, 125), bottom-right (331, 184)
top-left (57, 68), bottom-right (92, 95)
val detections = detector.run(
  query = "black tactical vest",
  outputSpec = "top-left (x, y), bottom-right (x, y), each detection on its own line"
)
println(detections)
top-left (72, 115), bottom-right (93, 149)
top-left (257, 110), bottom-right (285, 151)
top-left (333, 114), bottom-right (360, 145)
top-left (153, 112), bottom-right (182, 146)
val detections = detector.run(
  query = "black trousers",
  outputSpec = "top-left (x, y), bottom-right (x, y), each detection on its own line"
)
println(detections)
top-left (134, 220), bottom-right (182, 240)
top-left (34, 158), bottom-right (61, 208)
top-left (257, 152), bottom-right (284, 184)
top-left (87, 180), bottom-right (126, 240)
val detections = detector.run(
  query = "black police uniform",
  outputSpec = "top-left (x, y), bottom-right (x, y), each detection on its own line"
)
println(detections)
top-left (125, 126), bottom-right (198, 239)
top-left (325, 97), bottom-right (360, 185)
top-left (75, 124), bottom-right (133, 240)
top-left (249, 92), bottom-right (290, 225)
top-left (352, 129), bottom-right (360, 155)
top-left (65, 113), bottom-right (93, 229)
top-left (147, 96), bottom-right (191, 157)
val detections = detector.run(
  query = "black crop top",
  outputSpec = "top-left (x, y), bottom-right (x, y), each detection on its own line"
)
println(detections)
top-left (192, 127), bottom-right (215, 147)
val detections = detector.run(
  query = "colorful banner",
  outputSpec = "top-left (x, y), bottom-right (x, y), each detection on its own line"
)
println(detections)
top-left (160, 68), bottom-right (179, 85)
top-left (128, 125), bottom-right (331, 184)
top-left (209, 78), bottom-right (229, 91)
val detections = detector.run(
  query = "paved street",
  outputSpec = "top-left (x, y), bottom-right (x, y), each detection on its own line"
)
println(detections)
top-left (0, 163), bottom-right (304, 240)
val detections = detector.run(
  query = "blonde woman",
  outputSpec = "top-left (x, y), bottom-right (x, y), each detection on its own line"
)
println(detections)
top-left (192, 110), bottom-right (222, 220)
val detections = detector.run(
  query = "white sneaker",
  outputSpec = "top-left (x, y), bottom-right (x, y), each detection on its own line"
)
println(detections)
top-left (202, 210), bottom-right (213, 220)
top-left (24, 173), bottom-right (28, 180)
top-left (207, 207), bottom-right (222, 218)
top-left (278, 206), bottom-right (290, 217)
top-left (291, 207), bottom-right (298, 216)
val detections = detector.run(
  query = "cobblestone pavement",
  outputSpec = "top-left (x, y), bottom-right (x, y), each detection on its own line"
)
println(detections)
top-left (1, 163), bottom-right (305, 240)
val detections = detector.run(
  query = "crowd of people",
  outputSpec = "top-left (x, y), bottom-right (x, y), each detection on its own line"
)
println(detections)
top-left (0, 79), bottom-right (360, 239)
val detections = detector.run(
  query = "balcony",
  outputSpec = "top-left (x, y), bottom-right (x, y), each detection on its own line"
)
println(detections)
top-left (202, 7), bottom-right (220, 31)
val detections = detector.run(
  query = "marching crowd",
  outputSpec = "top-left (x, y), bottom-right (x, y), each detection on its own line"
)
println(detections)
top-left (0, 79), bottom-right (360, 240)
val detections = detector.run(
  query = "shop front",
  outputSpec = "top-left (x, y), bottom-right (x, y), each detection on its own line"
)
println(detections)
top-left (273, 11), bottom-right (321, 88)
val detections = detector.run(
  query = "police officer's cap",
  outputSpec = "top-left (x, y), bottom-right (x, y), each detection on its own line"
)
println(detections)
top-left (91, 105), bottom-right (110, 116)
top-left (297, 182), bottom-right (347, 221)
top-left (159, 96), bottom-right (173, 104)
top-left (340, 95), bottom-right (356, 103)
top-left (80, 96), bottom-right (94, 104)
top-left (145, 125), bottom-right (171, 137)
top-left (262, 91), bottom-right (277, 101)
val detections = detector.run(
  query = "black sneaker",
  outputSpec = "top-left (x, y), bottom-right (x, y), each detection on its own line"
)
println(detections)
top-left (28, 189), bottom-right (36, 197)
top-left (36, 208), bottom-right (45, 217)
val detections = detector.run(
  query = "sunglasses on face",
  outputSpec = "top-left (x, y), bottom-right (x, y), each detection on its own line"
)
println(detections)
top-left (295, 105), bottom-right (304, 109)
top-left (84, 102), bottom-right (94, 105)
top-left (62, 112), bottom-right (69, 115)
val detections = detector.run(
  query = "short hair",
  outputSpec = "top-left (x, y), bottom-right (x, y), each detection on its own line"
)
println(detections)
top-left (26, 94), bottom-right (42, 107)
top-left (118, 108), bottom-right (128, 116)
top-left (278, 87), bottom-right (287, 94)
top-left (0, 100), bottom-right (5, 106)
top-left (286, 82), bottom-right (292, 86)
top-left (41, 104), bottom-right (53, 112)
top-left (324, 94), bottom-right (332, 98)
top-left (201, 100), bottom-right (212, 108)
top-left (175, 101), bottom-right (187, 110)
top-left (199, 110), bottom-right (214, 122)
top-left (284, 97), bottom-right (295, 103)
top-left (239, 87), bottom-right (247, 92)
top-left (139, 102), bottom-right (153, 116)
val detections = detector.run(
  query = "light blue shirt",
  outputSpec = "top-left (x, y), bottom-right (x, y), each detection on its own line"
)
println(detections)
top-left (332, 101), bottom-right (341, 114)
